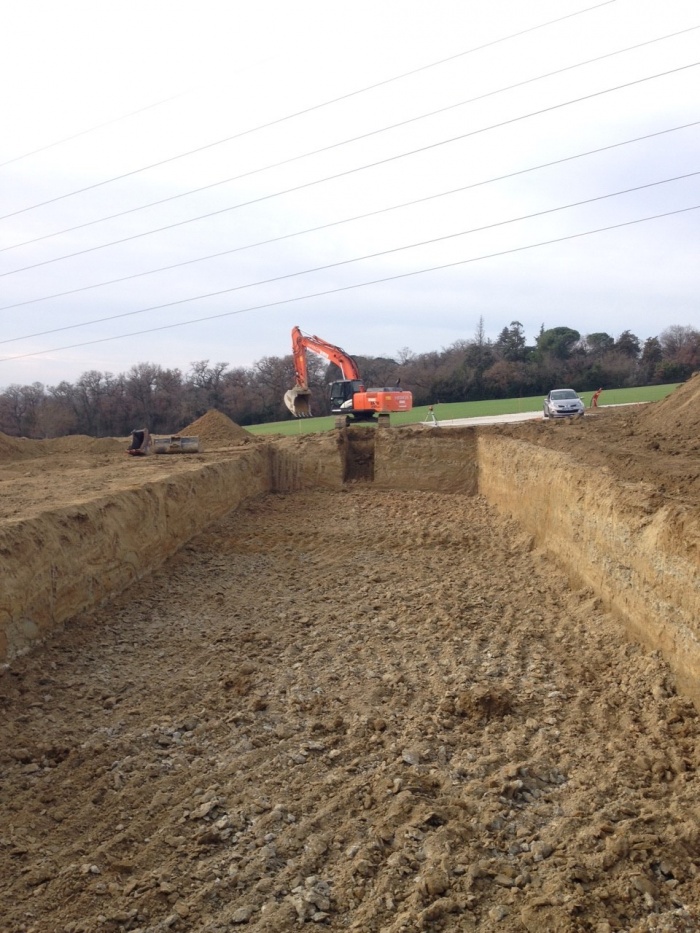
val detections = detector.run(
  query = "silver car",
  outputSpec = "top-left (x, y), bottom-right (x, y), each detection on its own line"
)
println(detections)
top-left (543, 388), bottom-right (585, 419)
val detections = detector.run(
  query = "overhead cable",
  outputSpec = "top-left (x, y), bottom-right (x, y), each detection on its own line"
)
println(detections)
top-left (2, 175), bottom-right (697, 349)
top-left (2, 119), bottom-right (696, 312)
top-left (2, 60), bottom-right (698, 280)
top-left (0, 93), bottom-right (187, 169)
top-left (2, 203), bottom-right (698, 364)
top-left (0, 0), bottom-right (618, 220)
top-left (5, 121), bottom-right (700, 315)
top-left (4, 23), bottom-right (698, 253)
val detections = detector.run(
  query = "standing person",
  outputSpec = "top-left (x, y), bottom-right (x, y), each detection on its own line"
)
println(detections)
top-left (590, 388), bottom-right (603, 408)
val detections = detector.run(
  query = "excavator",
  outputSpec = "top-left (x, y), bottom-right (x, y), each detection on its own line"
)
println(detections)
top-left (284, 326), bottom-right (412, 425)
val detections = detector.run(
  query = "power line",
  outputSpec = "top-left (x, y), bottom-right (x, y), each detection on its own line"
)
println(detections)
top-left (1, 195), bottom-right (697, 359)
top-left (0, 53), bottom-right (280, 170)
top-left (2, 119), bottom-right (695, 313)
top-left (0, 94), bottom-right (187, 169)
top-left (3, 203), bottom-right (697, 363)
top-left (4, 23), bottom-right (697, 254)
top-left (3, 60), bottom-right (697, 280)
top-left (0, 0), bottom-right (617, 221)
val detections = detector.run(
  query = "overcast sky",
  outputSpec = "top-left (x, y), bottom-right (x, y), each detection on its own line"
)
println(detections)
top-left (0, 0), bottom-right (698, 388)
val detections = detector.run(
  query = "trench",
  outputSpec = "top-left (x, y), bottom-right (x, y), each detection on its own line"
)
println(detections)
top-left (2, 427), bottom-right (698, 708)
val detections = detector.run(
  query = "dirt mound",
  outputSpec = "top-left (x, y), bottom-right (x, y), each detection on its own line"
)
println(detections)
top-left (180, 409), bottom-right (250, 446)
top-left (0, 431), bottom-right (33, 462)
top-left (44, 435), bottom-right (126, 455)
top-left (637, 372), bottom-right (700, 447)
top-left (0, 432), bottom-right (126, 462)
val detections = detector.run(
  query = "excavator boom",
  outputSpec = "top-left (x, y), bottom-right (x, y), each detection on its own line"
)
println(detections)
top-left (285, 326), bottom-right (363, 417)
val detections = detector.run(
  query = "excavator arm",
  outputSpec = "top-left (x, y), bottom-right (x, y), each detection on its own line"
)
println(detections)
top-left (291, 326), bottom-right (361, 383)
top-left (285, 326), bottom-right (363, 417)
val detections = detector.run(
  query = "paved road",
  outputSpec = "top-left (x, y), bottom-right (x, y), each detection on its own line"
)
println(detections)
top-left (430, 402), bottom-right (641, 428)
top-left (435, 411), bottom-right (543, 427)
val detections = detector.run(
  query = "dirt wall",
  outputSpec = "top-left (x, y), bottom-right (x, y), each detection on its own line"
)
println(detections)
top-left (3, 427), bottom-right (699, 713)
top-left (268, 433), bottom-right (345, 492)
top-left (477, 434), bottom-right (700, 705)
top-left (0, 451), bottom-right (270, 663)
top-left (0, 438), bottom-right (348, 664)
top-left (374, 426), bottom-right (479, 493)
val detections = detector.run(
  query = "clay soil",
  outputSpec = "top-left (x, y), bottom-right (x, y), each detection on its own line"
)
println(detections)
top-left (1, 394), bottom-right (700, 933)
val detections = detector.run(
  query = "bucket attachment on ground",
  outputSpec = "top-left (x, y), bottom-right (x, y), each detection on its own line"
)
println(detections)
top-left (284, 386), bottom-right (312, 417)
top-left (153, 435), bottom-right (200, 454)
top-left (127, 429), bottom-right (151, 455)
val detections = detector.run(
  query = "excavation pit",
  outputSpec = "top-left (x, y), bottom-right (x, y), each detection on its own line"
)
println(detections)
top-left (1, 388), bottom-right (699, 931)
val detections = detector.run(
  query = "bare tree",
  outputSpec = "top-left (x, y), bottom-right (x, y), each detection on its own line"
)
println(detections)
top-left (0, 383), bottom-right (42, 436)
top-left (188, 360), bottom-right (229, 414)
top-left (659, 325), bottom-right (700, 362)
top-left (126, 363), bottom-right (161, 428)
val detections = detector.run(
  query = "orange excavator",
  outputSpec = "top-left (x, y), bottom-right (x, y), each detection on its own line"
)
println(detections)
top-left (284, 326), bottom-right (412, 424)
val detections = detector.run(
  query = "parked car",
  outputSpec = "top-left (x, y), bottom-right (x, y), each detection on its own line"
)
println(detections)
top-left (543, 388), bottom-right (585, 419)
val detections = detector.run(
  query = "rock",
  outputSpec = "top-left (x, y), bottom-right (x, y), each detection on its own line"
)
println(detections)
top-left (631, 874), bottom-right (659, 897)
top-left (190, 800), bottom-right (217, 820)
top-left (530, 841), bottom-right (554, 862)
top-left (231, 905), bottom-right (255, 923)
top-left (419, 869), bottom-right (449, 897)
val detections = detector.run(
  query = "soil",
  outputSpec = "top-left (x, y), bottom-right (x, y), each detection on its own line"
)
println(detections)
top-left (179, 411), bottom-right (253, 448)
top-left (492, 373), bottom-right (700, 502)
top-left (1, 389), bottom-right (700, 933)
top-left (0, 412), bottom-right (259, 523)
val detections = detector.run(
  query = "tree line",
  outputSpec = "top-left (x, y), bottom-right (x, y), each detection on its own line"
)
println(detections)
top-left (0, 322), bottom-right (698, 438)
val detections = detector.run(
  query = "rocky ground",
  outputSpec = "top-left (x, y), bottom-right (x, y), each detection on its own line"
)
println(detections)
top-left (1, 386), bottom-right (700, 932)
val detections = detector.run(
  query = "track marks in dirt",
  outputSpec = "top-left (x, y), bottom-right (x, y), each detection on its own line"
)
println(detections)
top-left (1, 489), bottom-right (700, 932)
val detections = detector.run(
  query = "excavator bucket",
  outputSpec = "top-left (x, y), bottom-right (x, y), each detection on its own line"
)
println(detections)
top-left (284, 386), bottom-right (312, 417)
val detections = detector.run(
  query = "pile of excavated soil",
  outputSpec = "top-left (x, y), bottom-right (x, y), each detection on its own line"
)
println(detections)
top-left (180, 409), bottom-right (251, 447)
top-left (1, 488), bottom-right (699, 932)
top-left (0, 432), bottom-right (125, 463)
top-left (0, 431), bottom-right (32, 462)
top-left (44, 435), bottom-right (126, 456)
top-left (0, 412), bottom-right (251, 521)
top-left (636, 371), bottom-right (700, 448)
top-left (0, 408), bottom-right (250, 464)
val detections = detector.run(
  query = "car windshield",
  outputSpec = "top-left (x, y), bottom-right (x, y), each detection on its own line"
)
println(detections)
top-left (551, 390), bottom-right (577, 400)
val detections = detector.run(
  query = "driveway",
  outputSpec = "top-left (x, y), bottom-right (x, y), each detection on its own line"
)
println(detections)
top-left (431, 403), bottom-right (639, 428)
top-left (430, 410), bottom-right (544, 427)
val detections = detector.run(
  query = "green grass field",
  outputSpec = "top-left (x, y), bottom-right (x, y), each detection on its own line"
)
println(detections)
top-left (246, 383), bottom-right (680, 437)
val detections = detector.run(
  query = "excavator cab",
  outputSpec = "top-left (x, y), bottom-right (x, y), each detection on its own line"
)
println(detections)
top-left (329, 379), bottom-right (365, 413)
